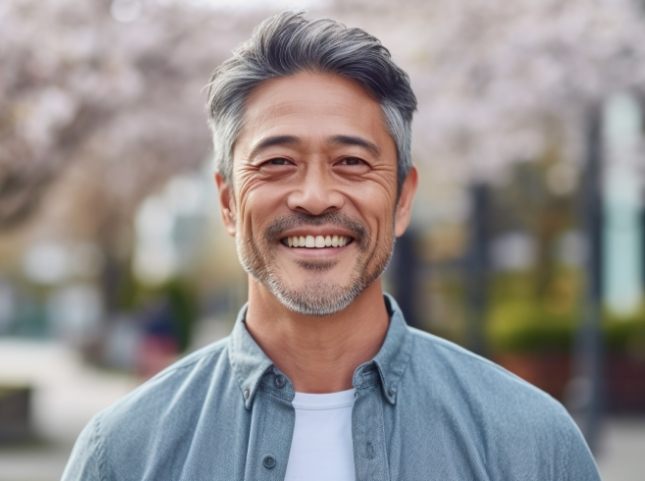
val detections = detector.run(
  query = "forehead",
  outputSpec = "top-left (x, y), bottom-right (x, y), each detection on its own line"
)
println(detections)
top-left (234, 71), bottom-right (395, 158)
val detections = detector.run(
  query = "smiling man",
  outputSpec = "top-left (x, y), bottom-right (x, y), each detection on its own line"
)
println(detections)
top-left (62, 12), bottom-right (601, 481)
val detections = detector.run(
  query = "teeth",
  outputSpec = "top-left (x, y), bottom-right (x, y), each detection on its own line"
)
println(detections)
top-left (285, 235), bottom-right (351, 248)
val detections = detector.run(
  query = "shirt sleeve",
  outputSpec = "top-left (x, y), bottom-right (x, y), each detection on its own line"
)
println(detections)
top-left (554, 412), bottom-right (602, 481)
top-left (60, 415), bottom-right (104, 481)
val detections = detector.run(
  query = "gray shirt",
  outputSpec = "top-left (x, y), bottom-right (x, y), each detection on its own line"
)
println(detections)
top-left (62, 295), bottom-right (601, 481)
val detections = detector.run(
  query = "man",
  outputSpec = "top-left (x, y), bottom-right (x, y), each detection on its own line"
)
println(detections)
top-left (63, 12), bottom-right (601, 481)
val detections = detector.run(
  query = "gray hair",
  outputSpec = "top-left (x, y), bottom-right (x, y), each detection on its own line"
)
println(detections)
top-left (206, 11), bottom-right (417, 192)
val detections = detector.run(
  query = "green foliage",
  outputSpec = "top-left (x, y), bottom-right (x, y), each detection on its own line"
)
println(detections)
top-left (603, 309), bottom-right (645, 355)
top-left (487, 269), bottom-right (578, 353)
top-left (114, 273), bottom-right (198, 352)
top-left (487, 302), bottom-right (576, 353)
top-left (487, 300), bottom-right (645, 355)
top-left (162, 279), bottom-right (198, 352)
top-left (0, 385), bottom-right (30, 399)
top-left (486, 269), bottom-right (645, 355)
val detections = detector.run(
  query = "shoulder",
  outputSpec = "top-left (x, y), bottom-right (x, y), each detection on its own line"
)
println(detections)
top-left (408, 329), bottom-right (599, 480)
top-left (403, 328), bottom-right (599, 478)
top-left (63, 337), bottom-right (236, 480)
top-left (101, 336), bottom-right (233, 425)
top-left (404, 327), bottom-right (579, 438)
top-left (407, 326), bottom-right (557, 408)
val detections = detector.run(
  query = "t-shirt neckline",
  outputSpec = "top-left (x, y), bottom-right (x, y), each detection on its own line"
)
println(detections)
top-left (292, 388), bottom-right (356, 410)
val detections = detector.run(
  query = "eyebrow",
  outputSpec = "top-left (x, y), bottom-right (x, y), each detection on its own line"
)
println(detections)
top-left (248, 135), bottom-right (300, 160)
top-left (330, 135), bottom-right (381, 158)
top-left (247, 134), bottom-right (381, 160)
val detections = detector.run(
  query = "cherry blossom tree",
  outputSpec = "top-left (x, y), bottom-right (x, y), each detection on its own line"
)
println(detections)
top-left (2, 0), bottom-right (644, 317)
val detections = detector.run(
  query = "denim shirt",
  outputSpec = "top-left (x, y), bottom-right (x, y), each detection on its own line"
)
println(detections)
top-left (62, 296), bottom-right (601, 481)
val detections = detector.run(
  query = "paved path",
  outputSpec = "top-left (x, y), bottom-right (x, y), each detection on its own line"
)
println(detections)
top-left (0, 339), bottom-right (643, 481)
top-left (597, 416), bottom-right (645, 481)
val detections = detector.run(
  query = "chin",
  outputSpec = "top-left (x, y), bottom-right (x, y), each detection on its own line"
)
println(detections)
top-left (267, 278), bottom-right (364, 317)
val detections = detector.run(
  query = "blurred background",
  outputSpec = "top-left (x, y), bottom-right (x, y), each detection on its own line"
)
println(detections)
top-left (1, 0), bottom-right (644, 479)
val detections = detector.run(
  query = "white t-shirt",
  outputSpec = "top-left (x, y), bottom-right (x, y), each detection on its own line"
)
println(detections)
top-left (283, 389), bottom-right (356, 481)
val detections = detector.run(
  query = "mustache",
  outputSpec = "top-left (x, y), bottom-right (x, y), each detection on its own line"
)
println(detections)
top-left (265, 212), bottom-right (367, 243)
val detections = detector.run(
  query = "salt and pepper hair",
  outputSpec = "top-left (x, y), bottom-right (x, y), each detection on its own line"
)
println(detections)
top-left (206, 11), bottom-right (417, 192)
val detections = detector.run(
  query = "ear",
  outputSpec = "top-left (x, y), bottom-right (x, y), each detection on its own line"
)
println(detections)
top-left (394, 166), bottom-right (418, 237)
top-left (215, 172), bottom-right (237, 237)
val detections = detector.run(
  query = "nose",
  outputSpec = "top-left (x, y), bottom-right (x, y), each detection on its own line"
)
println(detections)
top-left (286, 167), bottom-right (344, 215)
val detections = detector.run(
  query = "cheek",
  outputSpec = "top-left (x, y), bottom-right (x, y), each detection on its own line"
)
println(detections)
top-left (236, 185), bottom-right (286, 235)
top-left (346, 183), bottom-right (397, 226)
top-left (361, 173), bottom-right (397, 205)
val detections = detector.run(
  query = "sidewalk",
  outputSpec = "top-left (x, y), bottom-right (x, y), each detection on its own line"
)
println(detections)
top-left (0, 339), bottom-right (643, 481)
top-left (0, 340), bottom-right (138, 481)
top-left (596, 416), bottom-right (645, 481)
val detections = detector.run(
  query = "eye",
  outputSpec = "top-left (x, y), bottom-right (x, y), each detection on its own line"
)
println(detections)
top-left (335, 156), bottom-right (370, 174)
top-left (264, 157), bottom-right (292, 166)
top-left (337, 156), bottom-right (367, 166)
top-left (258, 157), bottom-right (295, 170)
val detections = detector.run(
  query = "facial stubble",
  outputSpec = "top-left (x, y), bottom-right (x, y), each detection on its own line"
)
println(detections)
top-left (236, 212), bottom-right (395, 316)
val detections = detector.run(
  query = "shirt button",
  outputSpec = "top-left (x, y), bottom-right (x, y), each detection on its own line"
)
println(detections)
top-left (262, 455), bottom-right (276, 469)
top-left (243, 388), bottom-right (250, 399)
top-left (365, 441), bottom-right (375, 459)
top-left (388, 387), bottom-right (396, 397)
top-left (274, 374), bottom-right (286, 389)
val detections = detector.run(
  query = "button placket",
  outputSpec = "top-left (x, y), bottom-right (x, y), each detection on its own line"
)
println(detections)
top-left (243, 387), bottom-right (295, 481)
top-left (352, 387), bottom-right (390, 481)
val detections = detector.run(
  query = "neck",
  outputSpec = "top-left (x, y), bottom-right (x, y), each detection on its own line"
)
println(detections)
top-left (244, 279), bottom-right (390, 393)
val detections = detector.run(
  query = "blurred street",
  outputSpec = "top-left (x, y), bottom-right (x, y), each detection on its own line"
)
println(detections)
top-left (0, 339), bottom-right (643, 481)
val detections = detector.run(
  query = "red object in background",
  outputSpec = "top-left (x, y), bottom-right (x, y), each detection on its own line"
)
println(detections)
top-left (495, 353), bottom-right (573, 400)
top-left (496, 353), bottom-right (645, 413)
top-left (136, 335), bottom-right (179, 379)
top-left (605, 355), bottom-right (645, 413)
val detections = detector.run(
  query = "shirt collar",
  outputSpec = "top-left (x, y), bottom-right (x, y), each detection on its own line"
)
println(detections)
top-left (228, 294), bottom-right (413, 408)
top-left (228, 304), bottom-right (274, 409)
top-left (356, 294), bottom-right (413, 405)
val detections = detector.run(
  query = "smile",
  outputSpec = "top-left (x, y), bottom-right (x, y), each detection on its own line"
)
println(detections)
top-left (282, 235), bottom-right (352, 248)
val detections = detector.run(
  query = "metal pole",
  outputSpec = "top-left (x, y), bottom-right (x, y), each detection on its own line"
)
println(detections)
top-left (465, 182), bottom-right (490, 356)
top-left (390, 228), bottom-right (419, 328)
top-left (573, 103), bottom-right (605, 453)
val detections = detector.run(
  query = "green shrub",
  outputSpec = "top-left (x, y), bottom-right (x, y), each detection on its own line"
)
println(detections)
top-left (487, 301), bottom-right (645, 355)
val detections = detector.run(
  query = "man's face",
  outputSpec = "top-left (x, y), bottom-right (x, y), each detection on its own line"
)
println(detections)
top-left (217, 71), bottom-right (416, 315)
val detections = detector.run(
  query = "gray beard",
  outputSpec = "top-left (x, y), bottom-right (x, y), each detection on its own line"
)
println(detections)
top-left (236, 212), bottom-right (394, 316)
top-left (265, 274), bottom-right (365, 316)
